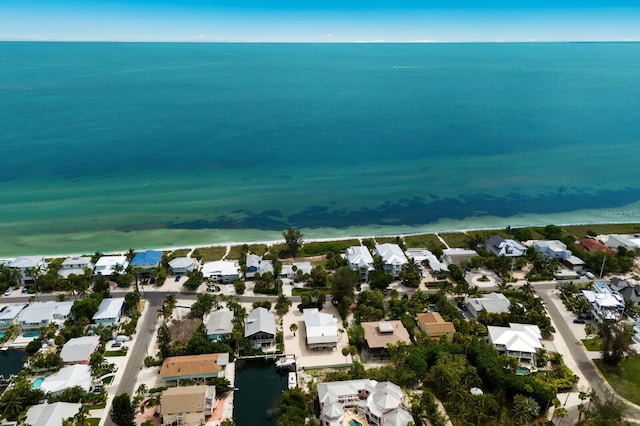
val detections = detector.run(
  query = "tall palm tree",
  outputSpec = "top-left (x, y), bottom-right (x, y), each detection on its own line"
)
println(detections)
top-left (0, 391), bottom-right (25, 419)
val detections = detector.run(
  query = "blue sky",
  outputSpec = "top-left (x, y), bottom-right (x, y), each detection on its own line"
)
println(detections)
top-left (1, 1), bottom-right (639, 42)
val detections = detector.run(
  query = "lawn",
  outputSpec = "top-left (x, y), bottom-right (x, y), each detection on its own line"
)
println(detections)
top-left (562, 223), bottom-right (640, 239)
top-left (87, 419), bottom-right (101, 426)
top-left (104, 350), bottom-right (127, 357)
top-left (192, 246), bottom-right (227, 262)
top-left (594, 356), bottom-right (640, 406)
top-left (581, 337), bottom-right (602, 351)
top-left (404, 234), bottom-right (446, 249)
top-left (168, 248), bottom-right (191, 257)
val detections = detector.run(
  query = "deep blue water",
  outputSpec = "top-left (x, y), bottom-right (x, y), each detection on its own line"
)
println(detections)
top-left (233, 359), bottom-right (287, 425)
top-left (1, 42), bottom-right (640, 254)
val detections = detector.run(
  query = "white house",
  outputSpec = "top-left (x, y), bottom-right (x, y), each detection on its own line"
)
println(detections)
top-left (0, 304), bottom-right (27, 330)
top-left (92, 297), bottom-right (126, 327)
top-left (201, 260), bottom-right (241, 283)
top-left (39, 364), bottom-right (92, 396)
top-left (532, 240), bottom-right (585, 271)
top-left (606, 234), bottom-right (640, 251)
top-left (346, 246), bottom-right (375, 279)
top-left (245, 254), bottom-right (274, 279)
top-left (374, 244), bottom-right (408, 278)
top-left (282, 262), bottom-right (313, 279)
top-left (303, 308), bottom-right (338, 350)
top-left (443, 248), bottom-right (477, 266)
top-left (58, 256), bottom-right (94, 279)
top-left (582, 281), bottom-right (625, 322)
top-left (25, 402), bottom-right (82, 426)
top-left (405, 249), bottom-right (447, 274)
top-left (467, 293), bottom-right (511, 319)
top-left (60, 335), bottom-right (101, 365)
top-left (94, 255), bottom-right (129, 276)
top-left (487, 323), bottom-right (543, 366)
top-left (485, 235), bottom-right (526, 257)
top-left (17, 301), bottom-right (74, 331)
top-left (168, 257), bottom-right (195, 275)
top-left (6, 256), bottom-right (47, 286)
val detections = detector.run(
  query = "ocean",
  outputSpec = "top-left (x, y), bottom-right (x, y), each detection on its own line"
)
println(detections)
top-left (1, 42), bottom-right (640, 256)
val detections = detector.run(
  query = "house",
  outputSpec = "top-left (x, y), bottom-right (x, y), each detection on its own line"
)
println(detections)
top-left (346, 246), bottom-right (375, 279)
top-left (416, 312), bottom-right (456, 341)
top-left (485, 235), bottom-right (526, 257)
top-left (17, 301), bottom-right (74, 331)
top-left (606, 234), bottom-right (640, 251)
top-left (201, 260), bottom-right (241, 283)
top-left (130, 250), bottom-right (163, 269)
top-left (405, 248), bottom-right (447, 274)
top-left (206, 310), bottom-right (234, 341)
top-left (318, 379), bottom-right (414, 426)
top-left (160, 385), bottom-right (216, 426)
top-left (467, 293), bottom-right (511, 319)
top-left (94, 255), bottom-right (129, 276)
top-left (160, 353), bottom-right (229, 385)
top-left (60, 335), bottom-right (101, 365)
top-left (244, 307), bottom-right (276, 348)
top-left (282, 262), bottom-right (313, 279)
top-left (374, 244), bottom-right (408, 278)
top-left (582, 281), bottom-right (625, 322)
top-left (361, 321), bottom-right (411, 357)
top-left (531, 240), bottom-right (585, 271)
top-left (610, 278), bottom-right (640, 305)
top-left (25, 402), bottom-right (82, 426)
top-left (578, 238), bottom-right (615, 254)
top-left (39, 364), bottom-right (92, 395)
top-left (0, 304), bottom-right (27, 330)
top-left (92, 297), bottom-right (126, 327)
top-left (58, 256), bottom-right (94, 279)
top-left (442, 248), bottom-right (477, 266)
top-left (487, 323), bottom-right (543, 366)
top-left (303, 308), bottom-right (338, 350)
top-left (6, 256), bottom-right (47, 286)
top-left (168, 257), bottom-right (196, 275)
top-left (245, 254), bottom-right (274, 279)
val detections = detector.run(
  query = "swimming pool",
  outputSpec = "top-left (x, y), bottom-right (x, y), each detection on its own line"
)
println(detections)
top-left (349, 420), bottom-right (363, 426)
top-left (32, 377), bottom-right (45, 389)
top-left (516, 367), bottom-right (531, 376)
top-left (23, 332), bottom-right (39, 338)
top-left (0, 332), bottom-right (5, 339)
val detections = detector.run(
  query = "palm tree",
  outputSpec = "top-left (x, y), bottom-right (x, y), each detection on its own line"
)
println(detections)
top-left (289, 323), bottom-right (298, 337)
top-left (0, 391), bottom-right (25, 419)
top-left (341, 347), bottom-right (350, 363)
top-left (74, 404), bottom-right (88, 426)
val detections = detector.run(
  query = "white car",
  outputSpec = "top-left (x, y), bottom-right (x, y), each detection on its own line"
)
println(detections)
top-left (4, 288), bottom-right (13, 296)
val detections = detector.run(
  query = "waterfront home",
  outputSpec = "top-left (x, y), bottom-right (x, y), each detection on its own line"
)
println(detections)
top-left (487, 323), bottom-right (543, 367)
top-left (346, 246), bottom-right (375, 280)
top-left (168, 256), bottom-right (196, 275)
top-left (610, 278), bottom-right (640, 304)
top-left (130, 249), bottom-right (163, 269)
top-left (606, 234), bottom-right (640, 251)
top-left (25, 402), bottom-right (81, 426)
top-left (94, 255), bottom-right (129, 276)
top-left (531, 240), bottom-right (585, 271)
top-left (582, 281), bottom-right (625, 322)
top-left (60, 335), bottom-right (100, 365)
top-left (39, 364), bottom-right (92, 396)
top-left (160, 385), bottom-right (216, 426)
top-left (0, 304), bottom-right (27, 330)
top-left (416, 312), bottom-right (456, 341)
top-left (245, 254), bottom-right (274, 279)
top-left (442, 248), bottom-right (477, 266)
top-left (405, 248), bottom-right (448, 274)
top-left (244, 307), bottom-right (276, 349)
top-left (282, 261), bottom-right (313, 280)
top-left (58, 256), bottom-right (94, 279)
top-left (374, 244), bottom-right (408, 278)
top-left (6, 256), bottom-right (47, 286)
top-left (318, 379), bottom-right (414, 426)
top-left (201, 260), bottom-right (241, 283)
top-left (92, 297), bottom-right (125, 327)
top-left (17, 301), bottom-right (74, 332)
top-left (485, 235), bottom-right (526, 257)
top-left (467, 292), bottom-right (511, 319)
top-left (578, 238), bottom-right (615, 254)
top-left (303, 308), bottom-right (338, 351)
top-left (361, 321), bottom-right (411, 358)
top-left (160, 353), bottom-right (229, 385)
top-left (205, 310), bottom-right (234, 341)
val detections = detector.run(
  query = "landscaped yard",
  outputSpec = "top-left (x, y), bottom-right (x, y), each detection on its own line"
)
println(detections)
top-left (581, 337), bottom-right (602, 351)
top-left (594, 356), bottom-right (640, 406)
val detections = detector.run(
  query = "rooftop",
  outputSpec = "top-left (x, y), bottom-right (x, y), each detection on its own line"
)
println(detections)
top-left (92, 297), bottom-right (125, 321)
top-left (361, 320), bottom-right (411, 350)
top-left (160, 353), bottom-right (229, 380)
top-left (130, 250), bottom-right (163, 267)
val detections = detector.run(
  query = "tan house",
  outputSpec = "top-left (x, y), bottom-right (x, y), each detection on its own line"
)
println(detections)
top-left (416, 312), bottom-right (456, 341)
top-left (361, 321), bottom-right (411, 358)
top-left (160, 353), bottom-right (229, 385)
top-left (160, 385), bottom-right (216, 426)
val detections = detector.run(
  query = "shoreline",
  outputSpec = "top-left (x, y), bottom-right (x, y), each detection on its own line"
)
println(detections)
top-left (4, 220), bottom-right (640, 260)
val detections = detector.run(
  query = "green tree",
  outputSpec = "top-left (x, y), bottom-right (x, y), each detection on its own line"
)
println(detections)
top-left (598, 321), bottom-right (636, 366)
top-left (512, 394), bottom-right (540, 426)
top-left (330, 266), bottom-right (358, 307)
top-left (191, 293), bottom-right (216, 319)
top-left (282, 227), bottom-right (303, 257)
top-left (70, 293), bottom-right (104, 322)
top-left (183, 269), bottom-right (204, 290)
top-left (310, 265), bottom-right (328, 287)
top-left (275, 294), bottom-right (292, 317)
top-left (110, 393), bottom-right (135, 426)
top-left (289, 323), bottom-right (298, 336)
top-left (399, 258), bottom-right (421, 288)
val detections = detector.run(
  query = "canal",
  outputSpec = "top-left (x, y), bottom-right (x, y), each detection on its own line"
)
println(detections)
top-left (233, 359), bottom-right (288, 425)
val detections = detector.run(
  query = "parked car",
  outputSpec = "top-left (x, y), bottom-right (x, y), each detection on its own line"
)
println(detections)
top-left (457, 302), bottom-right (468, 311)
top-left (573, 318), bottom-right (586, 324)
top-left (585, 272), bottom-right (595, 279)
top-left (578, 313), bottom-right (591, 320)
top-left (4, 288), bottom-right (12, 296)
top-left (112, 342), bottom-right (122, 348)
top-left (22, 286), bottom-right (29, 293)
top-left (175, 275), bottom-right (181, 282)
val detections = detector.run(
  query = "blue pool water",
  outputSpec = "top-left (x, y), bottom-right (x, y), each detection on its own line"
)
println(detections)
top-left (516, 367), bottom-right (531, 376)
top-left (0, 333), bottom-right (5, 339)
top-left (23, 332), bottom-right (39, 338)
top-left (32, 377), bottom-right (45, 389)
top-left (349, 420), bottom-right (363, 426)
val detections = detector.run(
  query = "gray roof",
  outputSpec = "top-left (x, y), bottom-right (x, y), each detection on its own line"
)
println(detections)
top-left (8, 256), bottom-right (45, 268)
top-left (168, 256), bottom-right (194, 269)
top-left (206, 310), bottom-right (234, 336)
top-left (18, 301), bottom-right (74, 325)
top-left (0, 304), bottom-right (27, 321)
top-left (92, 297), bottom-right (125, 321)
top-left (244, 307), bottom-right (276, 337)
top-left (60, 335), bottom-right (100, 363)
top-left (25, 402), bottom-right (82, 426)
top-left (40, 364), bottom-right (92, 394)
top-left (304, 308), bottom-right (338, 345)
top-left (468, 292), bottom-right (511, 314)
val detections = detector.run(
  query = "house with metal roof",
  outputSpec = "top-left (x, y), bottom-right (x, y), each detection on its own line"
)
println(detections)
top-left (92, 297), bottom-right (125, 327)
top-left (201, 260), bottom-right (241, 283)
top-left (17, 301), bottom-right (74, 331)
top-left (375, 244), bottom-right (408, 278)
top-left (303, 308), bottom-right (338, 350)
top-left (168, 257), bottom-right (196, 275)
top-left (282, 262), bottom-right (313, 279)
top-left (416, 312), bottom-right (456, 341)
top-left (60, 335), bottom-right (101, 365)
top-left (206, 310), bottom-right (234, 341)
top-left (94, 255), bottom-right (129, 276)
top-left (487, 323), bottom-right (543, 366)
top-left (58, 256), bottom-right (94, 279)
top-left (6, 256), bottom-right (47, 286)
top-left (607, 234), bottom-right (640, 251)
top-left (160, 385), bottom-right (216, 426)
top-left (361, 321), bottom-right (411, 357)
top-left (346, 246), bottom-right (375, 279)
top-left (244, 307), bottom-right (276, 348)
top-left (405, 248), bottom-right (447, 274)
top-left (39, 364), bottom-right (92, 396)
top-left (160, 353), bottom-right (229, 385)
top-left (0, 304), bottom-right (27, 330)
top-left (467, 292), bottom-right (511, 319)
top-left (130, 250), bottom-right (163, 269)
top-left (25, 402), bottom-right (82, 426)
top-left (443, 248), bottom-right (477, 266)
top-left (485, 235), bottom-right (526, 257)
top-left (245, 254), bottom-right (274, 279)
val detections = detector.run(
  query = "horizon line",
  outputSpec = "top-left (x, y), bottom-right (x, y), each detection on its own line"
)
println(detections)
top-left (1, 39), bottom-right (638, 44)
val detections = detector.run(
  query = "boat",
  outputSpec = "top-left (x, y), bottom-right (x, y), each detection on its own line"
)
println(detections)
top-left (275, 356), bottom-right (296, 369)
top-left (0, 347), bottom-right (8, 351)
top-left (288, 372), bottom-right (297, 389)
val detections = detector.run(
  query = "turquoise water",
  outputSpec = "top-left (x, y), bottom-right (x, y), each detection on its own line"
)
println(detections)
top-left (0, 333), bottom-right (5, 339)
top-left (350, 420), bottom-right (364, 426)
top-left (31, 377), bottom-right (45, 389)
top-left (1, 42), bottom-right (640, 256)
top-left (22, 332), bottom-right (39, 338)
top-left (516, 367), bottom-right (531, 376)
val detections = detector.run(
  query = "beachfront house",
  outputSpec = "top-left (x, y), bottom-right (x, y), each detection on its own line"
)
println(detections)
top-left (94, 255), bottom-right (129, 276)
top-left (374, 244), bottom-right (408, 278)
top-left (532, 240), bottom-right (585, 272)
top-left (416, 312), bottom-right (456, 342)
top-left (25, 402), bottom-right (82, 426)
top-left (467, 292), bottom-right (511, 319)
top-left (6, 256), bottom-right (47, 286)
top-left (168, 257), bottom-right (196, 275)
top-left (39, 364), bottom-right (92, 396)
top-left (318, 379), bottom-right (414, 426)
top-left (405, 248), bottom-right (448, 275)
top-left (361, 321), bottom-right (412, 358)
top-left (244, 307), bottom-right (276, 349)
top-left (60, 335), bottom-right (101, 365)
top-left (443, 248), bottom-right (477, 266)
top-left (245, 254), bottom-right (274, 279)
top-left (160, 385), bottom-right (217, 426)
top-left (0, 304), bottom-right (27, 330)
top-left (201, 260), bottom-right (241, 283)
top-left (303, 308), bottom-right (338, 351)
top-left (485, 235), bottom-right (526, 257)
top-left (282, 262), bottom-right (313, 280)
top-left (17, 301), bottom-right (74, 332)
top-left (91, 297), bottom-right (125, 327)
top-left (606, 234), bottom-right (640, 251)
top-left (578, 238), bottom-right (615, 254)
top-left (346, 246), bottom-right (375, 280)
top-left (487, 323), bottom-right (543, 367)
top-left (58, 256), bottom-right (94, 279)
top-left (130, 249), bottom-right (163, 269)
top-left (582, 281), bottom-right (625, 322)
top-left (160, 353), bottom-right (229, 385)
top-left (206, 310), bottom-right (234, 341)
